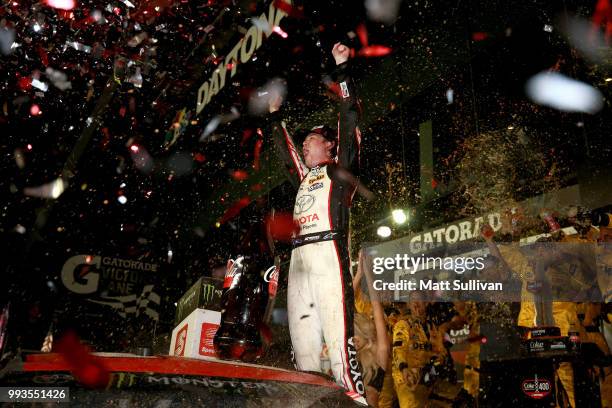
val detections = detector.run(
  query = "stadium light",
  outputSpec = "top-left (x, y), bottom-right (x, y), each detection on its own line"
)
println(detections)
top-left (391, 209), bottom-right (407, 225)
top-left (377, 226), bottom-right (392, 238)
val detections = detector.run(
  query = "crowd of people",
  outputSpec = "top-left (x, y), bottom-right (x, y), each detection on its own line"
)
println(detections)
top-left (345, 210), bottom-right (612, 407)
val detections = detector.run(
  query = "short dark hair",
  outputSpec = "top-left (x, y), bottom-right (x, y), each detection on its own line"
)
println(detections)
top-left (308, 125), bottom-right (337, 157)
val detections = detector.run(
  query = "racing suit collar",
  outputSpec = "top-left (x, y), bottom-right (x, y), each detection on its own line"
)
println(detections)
top-left (308, 159), bottom-right (334, 170)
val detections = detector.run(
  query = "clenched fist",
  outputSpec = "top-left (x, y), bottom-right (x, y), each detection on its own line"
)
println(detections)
top-left (332, 42), bottom-right (350, 65)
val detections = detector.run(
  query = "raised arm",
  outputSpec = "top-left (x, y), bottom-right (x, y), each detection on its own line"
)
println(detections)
top-left (266, 94), bottom-right (308, 188)
top-left (331, 43), bottom-right (361, 172)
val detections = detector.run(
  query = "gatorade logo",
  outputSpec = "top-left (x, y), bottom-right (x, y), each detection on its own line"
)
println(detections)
top-left (347, 337), bottom-right (365, 395)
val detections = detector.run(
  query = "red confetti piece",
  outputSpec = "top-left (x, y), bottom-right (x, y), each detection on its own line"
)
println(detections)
top-left (100, 128), bottom-right (110, 149)
top-left (265, 212), bottom-right (299, 242)
top-left (56, 9), bottom-right (74, 20)
top-left (30, 104), bottom-right (40, 115)
top-left (272, 26), bottom-right (288, 38)
top-left (356, 23), bottom-right (369, 47)
top-left (472, 32), bottom-right (488, 41)
top-left (194, 152), bottom-right (206, 163)
top-left (592, 0), bottom-right (612, 40)
top-left (253, 138), bottom-right (263, 171)
top-left (357, 45), bottom-right (392, 58)
top-left (481, 224), bottom-right (494, 239)
top-left (55, 331), bottom-right (110, 388)
top-left (219, 196), bottom-right (251, 224)
top-left (431, 178), bottom-right (438, 189)
top-left (241, 129), bottom-right (254, 146)
top-left (272, 0), bottom-right (304, 18)
top-left (18, 76), bottom-right (32, 91)
top-left (231, 170), bottom-right (249, 181)
top-left (37, 45), bottom-right (49, 67)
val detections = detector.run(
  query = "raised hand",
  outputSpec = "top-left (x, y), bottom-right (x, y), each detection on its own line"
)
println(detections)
top-left (332, 42), bottom-right (350, 65)
top-left (268, 91), bottom-right (283, 113)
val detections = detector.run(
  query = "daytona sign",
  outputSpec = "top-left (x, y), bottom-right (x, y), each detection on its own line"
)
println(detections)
top-left (195, 1), bottom-right (290, 115)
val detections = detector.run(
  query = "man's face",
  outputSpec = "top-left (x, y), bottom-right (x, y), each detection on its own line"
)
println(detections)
top-left (408, 292), bottom-right (427, 317)
top-left (303, 133), bottom-right (333, 168)
top-left (409, 301), bottom-right (427, 318)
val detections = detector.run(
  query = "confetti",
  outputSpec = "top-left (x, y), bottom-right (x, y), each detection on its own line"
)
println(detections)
top-left (201, 116), bottom-right (221, 140)
top-left (356, 23), bottom-right (369, 47)
top-left (200, 107), bottom-right (240, 141)
top-left (559, 15), bottom-right (609, 63)
top-left (253, 137), bottom-right (263, 171)
top-left (446, 88), bottom-right (454, 104)
top-left (265, 212), bottom-right (299, 241)
top-left (231, 170), bottom-right (249, 181)
top-left (127, 32), bottom-right (148, 47)
top-left (251, 17), bottom-right (272, 36)
top-left (526, 71), bottom-right (604, 114)
top-left (129, 143), bottom-right (154, 173)
top-left (353, 24), bottom-right (392, 58)
top-left (55, 331), bottom-right (109, 388)
top-left (45, 0), bottom-right (75, 10)
top-left (248, 78), bottom-right (286, 116)
top-left (14, 149), bottom-right (25, 169)
top-left (272, 0), bottom-right (304, 19)
top-left (31, 78), bottom-right (49, 92)
top-left (65, 40), bottom-right (92, 53)
top-left (472, 32), bottom-right (488, 41)
top-left (365, 0), bottom-right (402, 24)
top-left (126, 66), bottom-right (143, 88)
top-left (45, 67), bottom-right (72, 90)
top-left (24, 178), bottom-right (66, 199)
top-left (219, 196), bottom-right (252, 224)
top-left (272, 26), bottom-right (288, 39)
top-left (0, 27), bottom-right (16, 55)
top-left (358, 45), bottom-right (392, 58)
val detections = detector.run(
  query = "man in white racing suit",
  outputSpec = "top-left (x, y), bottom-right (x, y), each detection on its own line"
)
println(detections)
top-left (266, 42), bottom-right (365, 403)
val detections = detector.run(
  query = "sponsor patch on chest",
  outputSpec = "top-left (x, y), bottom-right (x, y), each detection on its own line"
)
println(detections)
top-left (308, 182), bottom-right (324, 192)
top-left (309, 174), bottom-right (325, 184)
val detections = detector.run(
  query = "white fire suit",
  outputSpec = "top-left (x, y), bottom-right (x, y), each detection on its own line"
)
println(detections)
top-left (268, 62), bottom-right (365, 402)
